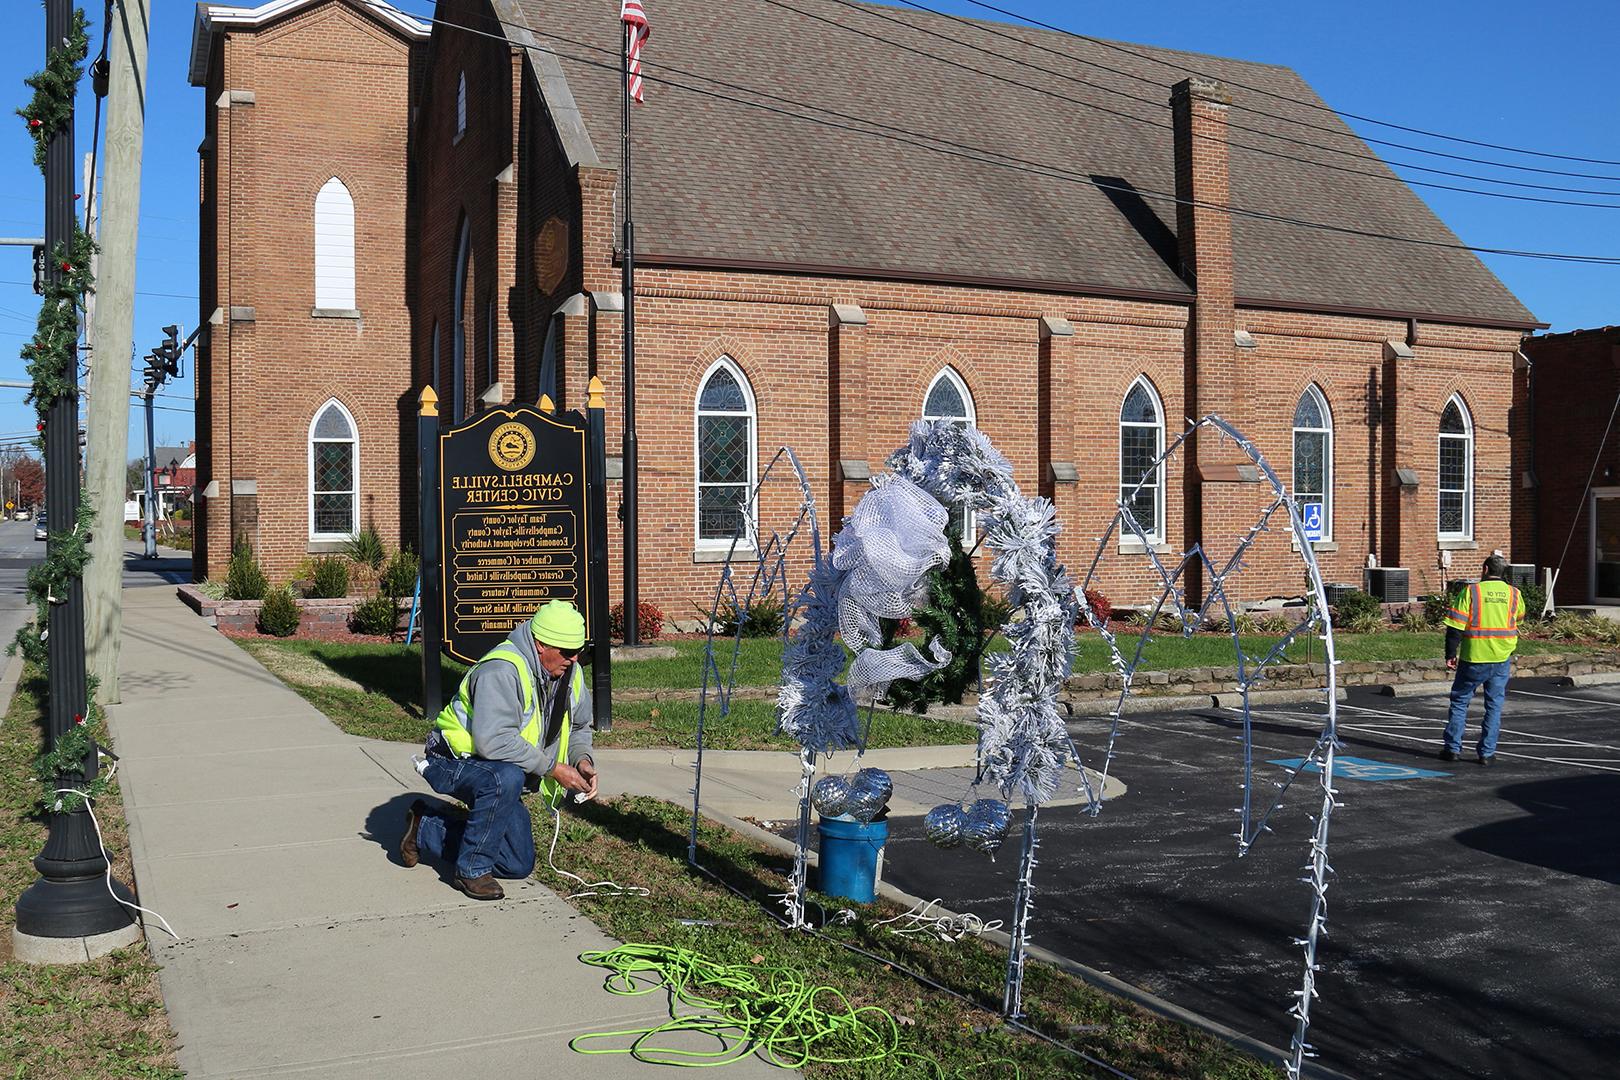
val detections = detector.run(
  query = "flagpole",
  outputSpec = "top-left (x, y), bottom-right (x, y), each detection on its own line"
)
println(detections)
top-left (620, 19), bottom-right (641, 647)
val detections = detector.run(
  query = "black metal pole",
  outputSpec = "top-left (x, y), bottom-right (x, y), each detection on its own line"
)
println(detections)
top-left (417, 388), bottom-right (443, 720)
top-left (621, 23), bottom-right (640, 646)
top-left (15, 0), bottom-right (137, 946)
top-left (587, 380), bottom-right (611, 732)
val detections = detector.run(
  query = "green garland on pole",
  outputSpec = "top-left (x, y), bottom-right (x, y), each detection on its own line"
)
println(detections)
top-left (17, 7), bottom-right (87, 168)
top-left (882, 523), bottom-right (989, 713)
top-left (12, 6), bottom-right (101, 812)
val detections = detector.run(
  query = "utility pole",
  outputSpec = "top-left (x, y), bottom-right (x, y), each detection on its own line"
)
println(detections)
top-left (84, 0), bottom-right (145, 704)
top-left (14, 0), bottom-right (140, 963)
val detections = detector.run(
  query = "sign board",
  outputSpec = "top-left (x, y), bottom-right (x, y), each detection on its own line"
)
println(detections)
top-left (32, 245), bottom-right (45, 296)
top-left (1299, 501), bottom-right (1325, 543)
top-left (438, 405), bottom-right (591, 664)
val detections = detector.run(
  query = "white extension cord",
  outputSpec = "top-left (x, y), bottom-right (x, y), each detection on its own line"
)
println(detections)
top-left (53, 759), bottom-right (180, 942)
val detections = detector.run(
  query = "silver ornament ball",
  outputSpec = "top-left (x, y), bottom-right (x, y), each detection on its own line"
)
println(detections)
top-left (845, 767), bottom-right (894, 824)
top-left (810, 775), bottom-right (853, 818)
top-left (962, 798), bottom-right (1012, 855)
top-left (923, 804), bottom-right (964, 849)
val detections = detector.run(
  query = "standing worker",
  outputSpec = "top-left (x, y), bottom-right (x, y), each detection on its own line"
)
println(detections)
top-left (401, 600), bottom-right (597, 899)
top-left (1440, 555), bottom-right (1522, 767)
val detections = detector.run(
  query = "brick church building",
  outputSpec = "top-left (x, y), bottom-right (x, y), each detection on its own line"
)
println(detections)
top-left (190, 0), bottom-right (1541, 619)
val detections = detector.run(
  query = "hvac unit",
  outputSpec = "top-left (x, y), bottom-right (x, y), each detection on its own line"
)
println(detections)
top-left (1363, 568), bottom-right (1410, 604)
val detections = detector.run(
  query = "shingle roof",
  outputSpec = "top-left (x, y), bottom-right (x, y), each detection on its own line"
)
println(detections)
top-left (513, 0), bottom-right (1535, 326)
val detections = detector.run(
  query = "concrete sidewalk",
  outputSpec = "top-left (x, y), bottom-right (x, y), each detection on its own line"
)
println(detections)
top-left (107, 587), bottom-right (789, 1079)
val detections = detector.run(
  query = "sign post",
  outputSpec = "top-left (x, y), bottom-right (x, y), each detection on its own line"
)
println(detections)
top-left (584, 378), bottom-right (612, 731)
top-left (417, 388), bottom-right (444, 719)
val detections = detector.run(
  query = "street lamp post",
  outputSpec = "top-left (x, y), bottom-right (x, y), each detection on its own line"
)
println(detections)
top-left (12, 0), bottom-right (138, 961)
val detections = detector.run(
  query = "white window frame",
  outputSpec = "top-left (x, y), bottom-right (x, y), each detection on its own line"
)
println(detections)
top-left (1292, 384), bottom-right (1333, 542)
top-left (455, 72), bottom-right (467, 141)
top-left (1438, 394), bottom-right (1474, 541)
top-left (1119, 376), bottom-right (1166, 546)
top-left (452, 218), bottom-right (470, 422)
top-left (693, 357), bottom-right (758, 550)
top-left (308, 399), bottom-right (359, 541)
top-left (922, 367), bottom-right (977, 547)
top-left (313, 177), bottom-right (355, 311)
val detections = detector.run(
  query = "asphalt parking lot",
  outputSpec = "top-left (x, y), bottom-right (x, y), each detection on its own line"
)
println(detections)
top-left (880, 678), bottom-right (1620, 1080)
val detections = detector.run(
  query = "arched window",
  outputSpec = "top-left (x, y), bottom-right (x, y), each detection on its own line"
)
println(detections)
top-left (1293, 385), bottom-right (1333, 540)
top-left (313, 178), bottom-right (355, 311)
top-left (452, 218), bottom-right (470, 421)
top-left (1439, 395), bottom-right (1473, 540)
top-left (309, 400), bottom-right (358, 539)
top-left (922, 368), bottom-right (976, 543)
top-left (455, 72), bottom-right (467, 139)
top-left (694, 358), bottom-right (756, 546)
top-left (1119, 377), bottom-right (1165, 543)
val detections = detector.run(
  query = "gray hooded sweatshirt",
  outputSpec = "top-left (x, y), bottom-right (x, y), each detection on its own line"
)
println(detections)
top-left (458, 623), bottom-right (594, 778)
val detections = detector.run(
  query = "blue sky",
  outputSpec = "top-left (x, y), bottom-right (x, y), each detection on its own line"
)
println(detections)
top-left (1, 0), bottom-right (1616, 471)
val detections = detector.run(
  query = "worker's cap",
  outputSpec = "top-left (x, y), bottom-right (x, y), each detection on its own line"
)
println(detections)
top-left (530, 600), bottom-right (586, 650)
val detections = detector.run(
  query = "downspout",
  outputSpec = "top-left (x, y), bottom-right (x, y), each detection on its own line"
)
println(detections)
top-left (1517, 348), bottom-right (1536, 569)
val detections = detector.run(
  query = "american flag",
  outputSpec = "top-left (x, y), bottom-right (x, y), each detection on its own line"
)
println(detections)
top-left (621, 0), bottom-right (649, 103)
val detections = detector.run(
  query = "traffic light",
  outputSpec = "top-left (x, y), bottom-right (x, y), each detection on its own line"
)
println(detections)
top-left (158, 325), bottom-right (181, 378)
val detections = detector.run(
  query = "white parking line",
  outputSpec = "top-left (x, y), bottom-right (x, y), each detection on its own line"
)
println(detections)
top-left (1510, 687), bottom-right (1620, 707)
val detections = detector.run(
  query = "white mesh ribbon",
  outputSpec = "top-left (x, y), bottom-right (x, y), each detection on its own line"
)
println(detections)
top-left (777, 476), bottom-right (953, 752)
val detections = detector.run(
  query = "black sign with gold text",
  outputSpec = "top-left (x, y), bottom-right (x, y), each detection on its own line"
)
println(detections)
top-left (438, 406), bottom-right (591, 663)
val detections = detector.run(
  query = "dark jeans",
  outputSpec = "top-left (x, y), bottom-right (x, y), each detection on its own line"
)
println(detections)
top-left (415, 756), bottom-right (535, 880)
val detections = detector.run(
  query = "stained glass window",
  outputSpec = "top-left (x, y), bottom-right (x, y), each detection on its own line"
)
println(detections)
top-left (696, 360), bottom-right (755, 544)
top-left (310, 401), bottom-right (357, 538)
top-left (1293, 385), bottom-right (1332, 539)
top-left (1119, 378), bottom-right (1164, 543)
top-left (923, 369), bottom-right (976, 544)
top-left (1439, 397), bottom-right (1472, 539)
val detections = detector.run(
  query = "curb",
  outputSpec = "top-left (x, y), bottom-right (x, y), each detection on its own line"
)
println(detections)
top-left (0, 649), bottom-right (24, 726)
top-left (1068, 685), bottom-right (1346, 717)
top-left (1374, 680), bottom-right (1455, 697)
top-left (596, 743), bottom-right (983, 774)
top-left (1558, 671), bottom-right (1620, 688)
top-left (696, 804), bottom-right (1351, 1080)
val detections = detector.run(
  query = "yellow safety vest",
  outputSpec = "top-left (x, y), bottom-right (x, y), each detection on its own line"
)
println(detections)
top-left (434, 643), bottom-right (584, 807)
top-left (1443, 579), bottom-right (1521, 663)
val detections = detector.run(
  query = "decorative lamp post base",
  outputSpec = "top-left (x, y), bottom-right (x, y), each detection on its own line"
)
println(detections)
top-left (13, 876), bottom-right (139, 964)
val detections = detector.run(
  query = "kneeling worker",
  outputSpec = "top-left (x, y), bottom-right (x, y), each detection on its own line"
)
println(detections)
top-left (401, 600), bottom-right (597, 899)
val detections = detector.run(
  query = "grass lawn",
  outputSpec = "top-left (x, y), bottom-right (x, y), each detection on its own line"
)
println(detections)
top-left (532, 794), bottom-right (1281, 1079)
top-left (604, 699), bottom-right (976, 750)
top-left (0, 666), bottom-right (181, 1079)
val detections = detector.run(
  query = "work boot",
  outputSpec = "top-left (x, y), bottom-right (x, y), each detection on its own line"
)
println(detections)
top-left (1438, 749), bottom-right (1458, 762)
top-left (400, 800), bottom-right (426, 868)
top-left (456, 874), bottom-right (504, 901)
top-left (1478, 755), bottom-right (1496, 767)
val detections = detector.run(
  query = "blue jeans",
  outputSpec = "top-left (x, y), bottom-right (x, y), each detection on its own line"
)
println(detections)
top-left (1444, 659), bottom-right (1512, 759)
top-left (415, 756), bottom-right (535, 880)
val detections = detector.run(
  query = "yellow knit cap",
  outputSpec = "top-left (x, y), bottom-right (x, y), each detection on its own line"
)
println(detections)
top-left (529, 600), bottom-right (586, 649)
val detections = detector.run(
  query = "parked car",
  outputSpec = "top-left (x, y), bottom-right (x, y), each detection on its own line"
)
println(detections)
top-left (34, 514), bottom-right (47, 541)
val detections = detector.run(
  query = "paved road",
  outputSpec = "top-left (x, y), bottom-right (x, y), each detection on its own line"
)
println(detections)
top-left (0, 517), bottom-right (192, 651)
top-left (880, 681), bottom-right (1620, 1080)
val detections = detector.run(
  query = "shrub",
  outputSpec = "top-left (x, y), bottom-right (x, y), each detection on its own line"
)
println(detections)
top-left (1424, 592), bottom-right (1454, 626)
top-left (1331, 589), bottom-right (1384, 630)
top-left (309, 556), bottom-right (350, 599)
top-left (710, 597), bottom-right (785, 638)
top-left (345, 524), bottom-right (387, 570)
top-left (257, 587), bottom-right (301, 637)
top-left (351, 594), bottom-right (400, 636)
top-left (1078, 587), bottom-right (1113, 627)
top-left (1255, 612), bottom-right (1292, 635)
top-left (196, 579), bottom-right (228, 601)
top-left (1396, 606), bottom-right (1435, 632)
top-left (381, 550), bottom-right (420, 599)
top-left (610, 601), bottom-right (665, 641)
top-left (1519, 581), bottom-right (1547, 621)
top-left (225, 540), bottom-right (268, 601)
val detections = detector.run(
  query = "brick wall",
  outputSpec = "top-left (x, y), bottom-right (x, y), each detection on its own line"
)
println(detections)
top-left (195, 0), bottom-right (417, 583)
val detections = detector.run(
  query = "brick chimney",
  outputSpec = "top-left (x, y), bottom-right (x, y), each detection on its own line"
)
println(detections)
top-left (1172, 76), bottom-right (1240, 456)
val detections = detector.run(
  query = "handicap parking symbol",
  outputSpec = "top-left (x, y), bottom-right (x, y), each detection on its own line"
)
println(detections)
top-left (1270, 756), bottom-right (1450, 781)
top-left (1299, 502), bottom-right (1324, 542)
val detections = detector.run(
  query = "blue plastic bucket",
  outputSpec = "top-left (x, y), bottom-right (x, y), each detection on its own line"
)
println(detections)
top-left (816, 814), bottom-right (888, 903)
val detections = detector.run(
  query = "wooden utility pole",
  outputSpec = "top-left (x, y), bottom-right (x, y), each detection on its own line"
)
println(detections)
top-left (85, 0), bottom-right (149, 704)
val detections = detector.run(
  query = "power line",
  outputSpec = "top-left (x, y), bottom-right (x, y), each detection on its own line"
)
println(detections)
top-left (953, 0), bottom-right (1620, 169)
top-left (374, 1), bottom-right (1620, 265)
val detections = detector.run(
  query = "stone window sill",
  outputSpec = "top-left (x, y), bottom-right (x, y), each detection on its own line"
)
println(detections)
top-left (307, 539), bottom-right (353, 554)
top-left (1437, 538), bottom-right (1478, 551)
top-left (1290, 540), bottom-right (1339, 553)
top-left (693, 546), bottom-right (758, 564)
top-left (1118, 540), bottom-right (1171, 555)
top-left (311, 308), bottom-right (361, 319)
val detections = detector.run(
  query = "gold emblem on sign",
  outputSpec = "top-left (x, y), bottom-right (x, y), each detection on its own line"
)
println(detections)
top-left (488, 422), bottom-right (536, 471)
top-left (534, 216), bottom-right (569, 295)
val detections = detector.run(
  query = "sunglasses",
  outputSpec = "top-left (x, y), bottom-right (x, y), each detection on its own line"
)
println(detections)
top-left (551, 644), bottom-right (582, 660)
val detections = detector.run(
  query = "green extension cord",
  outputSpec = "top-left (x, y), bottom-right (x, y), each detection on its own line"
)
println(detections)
top-left (570, 943), bottom-right (1020, 1077)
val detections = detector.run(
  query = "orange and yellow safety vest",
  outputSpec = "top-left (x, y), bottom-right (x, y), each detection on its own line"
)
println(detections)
top-left (1442, 579), bottom-right (1522, 663)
